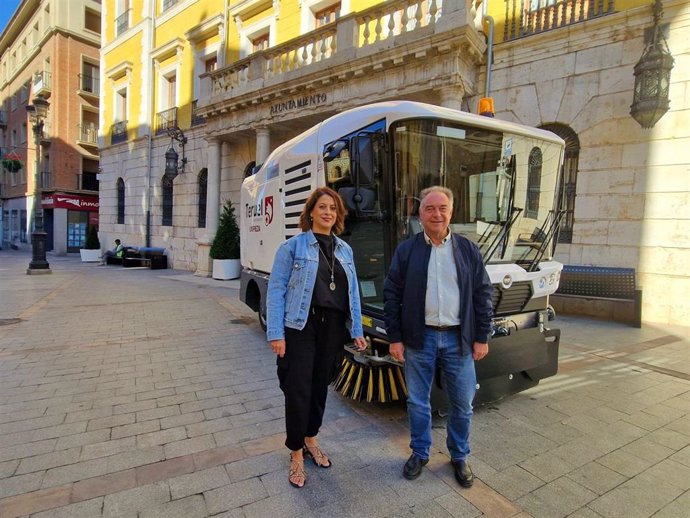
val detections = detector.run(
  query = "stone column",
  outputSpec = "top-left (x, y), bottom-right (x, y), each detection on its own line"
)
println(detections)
top-left (436, 85), bottom-right (465, 112)
top-left (195, 137), bottom-right (221, 277)
top-left (206, 137), bottom-right (222, 240)
top-left (256, 127), bottom-right (271, 165)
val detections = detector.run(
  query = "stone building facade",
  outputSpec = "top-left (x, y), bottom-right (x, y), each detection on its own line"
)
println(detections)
top-left (486, 0), bottom-right (689, 324)
top-left (99, 0), bottom-right (689, 325)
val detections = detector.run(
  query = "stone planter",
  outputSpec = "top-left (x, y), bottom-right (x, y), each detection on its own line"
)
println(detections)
top-left (212, 258), bottom-right (241, 280)
top-left (79, 249), bottom-right (101, 262)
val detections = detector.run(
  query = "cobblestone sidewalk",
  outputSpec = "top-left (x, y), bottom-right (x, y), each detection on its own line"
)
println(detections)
top-left (0, 251), bottom-right (688, 517)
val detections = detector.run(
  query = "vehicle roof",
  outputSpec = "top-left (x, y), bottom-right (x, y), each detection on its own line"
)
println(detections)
top-left (317, 100), bottom-right (566, 146)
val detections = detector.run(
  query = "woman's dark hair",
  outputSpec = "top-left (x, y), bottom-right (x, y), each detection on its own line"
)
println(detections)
top-left (299, 186), bottom-right (347, 235)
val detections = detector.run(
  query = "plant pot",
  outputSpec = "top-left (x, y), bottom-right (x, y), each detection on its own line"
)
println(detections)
top-left (80, 249), bottom-right (101, 262)
top-left (212, 258), bottom-right (241, 280)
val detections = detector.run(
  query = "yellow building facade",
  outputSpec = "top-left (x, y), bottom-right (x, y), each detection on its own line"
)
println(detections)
top-left (99, 0), bottom-right (689, 325)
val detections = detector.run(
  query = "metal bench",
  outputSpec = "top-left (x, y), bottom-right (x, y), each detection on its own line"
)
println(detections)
top-left (122, 248), bottom-right (168, 270)
top-left (551, 265), bottom-right (642, 327)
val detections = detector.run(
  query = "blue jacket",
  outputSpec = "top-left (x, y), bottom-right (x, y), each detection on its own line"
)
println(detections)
top-left (383, 232), bottom-right (494, 354)
top-left (266, 230), bottom-right (364, 341)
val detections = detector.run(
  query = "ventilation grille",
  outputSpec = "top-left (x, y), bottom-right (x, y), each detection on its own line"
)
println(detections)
top-left (492, 281), bottom-right (533, 315)
top-left (283, 160), bottom-right (312, 239)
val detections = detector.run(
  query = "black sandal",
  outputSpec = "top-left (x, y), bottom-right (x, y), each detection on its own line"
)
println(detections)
top-left (303, 444), bottom-right (332, 468)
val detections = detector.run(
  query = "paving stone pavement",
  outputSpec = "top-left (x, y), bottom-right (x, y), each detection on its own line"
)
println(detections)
top-left (0, 250), bottom-right (688, 518)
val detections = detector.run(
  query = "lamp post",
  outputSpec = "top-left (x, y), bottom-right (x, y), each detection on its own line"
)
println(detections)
top-left (26, 95), bottom-right (51, 274)
top-left (164, 126), bottom-right (187, 178)
top-left (630, 0), bottom-right (674, 129)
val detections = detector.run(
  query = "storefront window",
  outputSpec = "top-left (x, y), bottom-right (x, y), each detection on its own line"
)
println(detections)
top-left (67, 210), bottom-right (89, 252)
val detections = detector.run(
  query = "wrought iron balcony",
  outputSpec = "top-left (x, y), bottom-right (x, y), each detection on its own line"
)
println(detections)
top-left (155, 107), bottom-right (178, 135)
top-left (79, 73), bottom-right (100, 96)
top-left (78, 124), bottom-right (98, 146)
top-left (191, 100), bottom-right (204, 126)
top-left (78, 172), bottom-right (99, 191)
top-left (163, 0), bottom-right (179, 11)
top-left (111, 120), bottom-right (128, 144)
top-left (115, 9), bottom-right (130, 37)
top-left (503, 0), bottom-right (615, 41)
top-left (33, 71), bottom-right (52, 98)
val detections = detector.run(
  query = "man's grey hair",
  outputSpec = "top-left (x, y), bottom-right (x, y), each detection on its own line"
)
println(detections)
top-left (419, 186), bottom-right (454, 208)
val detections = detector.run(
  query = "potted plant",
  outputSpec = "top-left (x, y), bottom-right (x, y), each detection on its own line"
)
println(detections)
top-left (79, 225), bottom-right (101, 262)
top-left (210, 199), bottom-right (241, 280)
top-left (1, 152), bottom-right (23, 173)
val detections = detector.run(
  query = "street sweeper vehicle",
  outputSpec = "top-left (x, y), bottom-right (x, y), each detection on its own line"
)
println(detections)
top-left (240, 101), bottom-right (565, 406)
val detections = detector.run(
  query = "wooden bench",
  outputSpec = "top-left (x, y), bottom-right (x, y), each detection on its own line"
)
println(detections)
top-left (550, 265), bottom-right (642, 327)
top-left (122, 248), bottom-right (168, 270)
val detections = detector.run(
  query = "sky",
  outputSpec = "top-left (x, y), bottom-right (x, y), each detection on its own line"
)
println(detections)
top-left (0, 0), bottom-right (22, 36)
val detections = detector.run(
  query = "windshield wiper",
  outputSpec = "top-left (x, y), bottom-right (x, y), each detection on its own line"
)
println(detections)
top-left (482, 207), bottom-right (522, 265)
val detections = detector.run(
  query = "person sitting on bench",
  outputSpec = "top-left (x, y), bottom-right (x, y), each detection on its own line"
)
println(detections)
top-left (100, 239), bottom-right (124, 265)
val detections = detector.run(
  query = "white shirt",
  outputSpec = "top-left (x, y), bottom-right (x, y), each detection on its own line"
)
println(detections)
top-left (424, 230), bottom-right (461, 327)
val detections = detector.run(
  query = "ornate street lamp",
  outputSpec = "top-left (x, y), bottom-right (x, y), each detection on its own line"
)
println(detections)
top-left (26, 95), bottom-right (51, 274)
top-left (164, 126), bottom-right (187, 178)
top-left (630, 0), bottom-right (674, 129)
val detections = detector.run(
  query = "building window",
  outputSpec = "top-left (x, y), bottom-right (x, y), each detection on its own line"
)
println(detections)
top-left (197, 168), bottom-right (207, 228)
top-left (115, 86), bottom-right (127, 121)
top-left (85, 8), bottom-right (100, 34)
top-left (251, 32), bottom-right (269, 53)
top-left (81, 61), bottom-right (100, 95)
top-left (526, 147), bottom-right (542, 219)
top-left (117, 177), bottom-right (125, 224)
top-left (314, 2), bottom-right (340, 27)
top-left (540, 123), bottom-right (580, 244)
top-left (162, 175), bottom-right (174, 226)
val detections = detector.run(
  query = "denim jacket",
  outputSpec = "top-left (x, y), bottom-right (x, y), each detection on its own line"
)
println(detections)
top-left (266, 230), bottom-right (364, 341)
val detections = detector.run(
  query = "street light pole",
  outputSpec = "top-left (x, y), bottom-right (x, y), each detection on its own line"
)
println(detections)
top-left (26, 95), bottom-right (51, 275)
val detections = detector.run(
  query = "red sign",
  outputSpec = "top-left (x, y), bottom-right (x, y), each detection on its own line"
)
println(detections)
top-left (42, 194), bottom-right (99, 211)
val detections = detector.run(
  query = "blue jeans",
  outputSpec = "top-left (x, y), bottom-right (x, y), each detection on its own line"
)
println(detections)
top-left (404, 328), bottom-right (476, 462)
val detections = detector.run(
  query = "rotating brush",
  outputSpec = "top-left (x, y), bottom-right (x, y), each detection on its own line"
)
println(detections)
top-left (332, 339), bottom-right (408, 403)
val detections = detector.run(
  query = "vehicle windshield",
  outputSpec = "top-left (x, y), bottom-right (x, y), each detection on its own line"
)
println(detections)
top-left (391, 118), bottom-right (562, 266)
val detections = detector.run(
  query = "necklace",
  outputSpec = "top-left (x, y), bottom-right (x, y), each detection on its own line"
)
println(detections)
top-left (317, 235), bottom-right (337, 291)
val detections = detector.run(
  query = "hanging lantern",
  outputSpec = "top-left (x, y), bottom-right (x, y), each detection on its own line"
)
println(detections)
top-left (165, 144), bottom-right (179, 178)
top-left (630, 0), bottom-right (674, 129)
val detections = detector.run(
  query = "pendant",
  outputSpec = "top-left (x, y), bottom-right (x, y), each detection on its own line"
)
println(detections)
top-left (329, 282), bottom-right (336, 291)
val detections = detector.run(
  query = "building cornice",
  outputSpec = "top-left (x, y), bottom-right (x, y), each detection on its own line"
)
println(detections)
top-left (185, 13), bottom-right (225, 43)
top-left (150, 37), bottom-right (185, 63)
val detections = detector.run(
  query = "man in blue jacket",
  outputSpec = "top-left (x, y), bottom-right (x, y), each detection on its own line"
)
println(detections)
top-left (383, 186), bottom-right (493, 487)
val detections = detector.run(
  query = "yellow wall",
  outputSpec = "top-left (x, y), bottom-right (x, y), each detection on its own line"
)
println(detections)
top-left (102, 0), bottom-right (394, 144)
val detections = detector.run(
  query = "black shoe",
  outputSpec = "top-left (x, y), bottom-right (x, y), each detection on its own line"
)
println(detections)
top-left (452, 459), bottom-right (474, 488)
top-left (403, 453), bottom-right (428, 480)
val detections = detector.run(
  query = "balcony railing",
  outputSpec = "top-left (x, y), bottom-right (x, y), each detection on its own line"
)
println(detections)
top-left (40, 171), bottom-right (52, 189)
top-left (33, 70), bottom-right (52, 97)
top-left (115, 9), bottom-right (130, 37)
top-left (202, 0), bottom-right (455, 103)
top-left (78, 172), bottom-right (99, 191)
top-left (79, 73), bottom-right (100, 96)
top-left (78, 124), bottom-right (98, 145)
top-left (155, 107), bottom-right (178, 135)
top-left (191, 100), bottom-right (204, 126)
top-left (111, 120), bottom-right (128, 144)
top-left (503, 0), bottom-right (615, 41)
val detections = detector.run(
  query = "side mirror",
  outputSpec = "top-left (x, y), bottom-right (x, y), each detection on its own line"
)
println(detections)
top-left (323, 140), bottom-right (348, 162)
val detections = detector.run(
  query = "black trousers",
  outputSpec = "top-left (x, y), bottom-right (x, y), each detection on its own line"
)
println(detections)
top-left (278, 307), bottom-right (347, 451)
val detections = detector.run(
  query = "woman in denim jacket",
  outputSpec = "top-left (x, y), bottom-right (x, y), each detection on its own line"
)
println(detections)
top-left (267, 186), bottom-right (367, 488)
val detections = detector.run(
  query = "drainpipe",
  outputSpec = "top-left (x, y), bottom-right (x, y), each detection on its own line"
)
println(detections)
top-left (145, 133), bottom-right (152, 247)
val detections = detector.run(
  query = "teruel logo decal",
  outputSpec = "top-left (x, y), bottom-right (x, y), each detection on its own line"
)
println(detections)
top-left (264, 196), bottom-right (273, 226)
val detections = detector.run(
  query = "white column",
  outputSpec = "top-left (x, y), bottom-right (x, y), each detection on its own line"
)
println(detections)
top-left (256, 127), bottom-right (271, 165)
top-left (205, 137), bottom-right (222, 241)
top-left (436, 85), bottom-right (465, 112)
